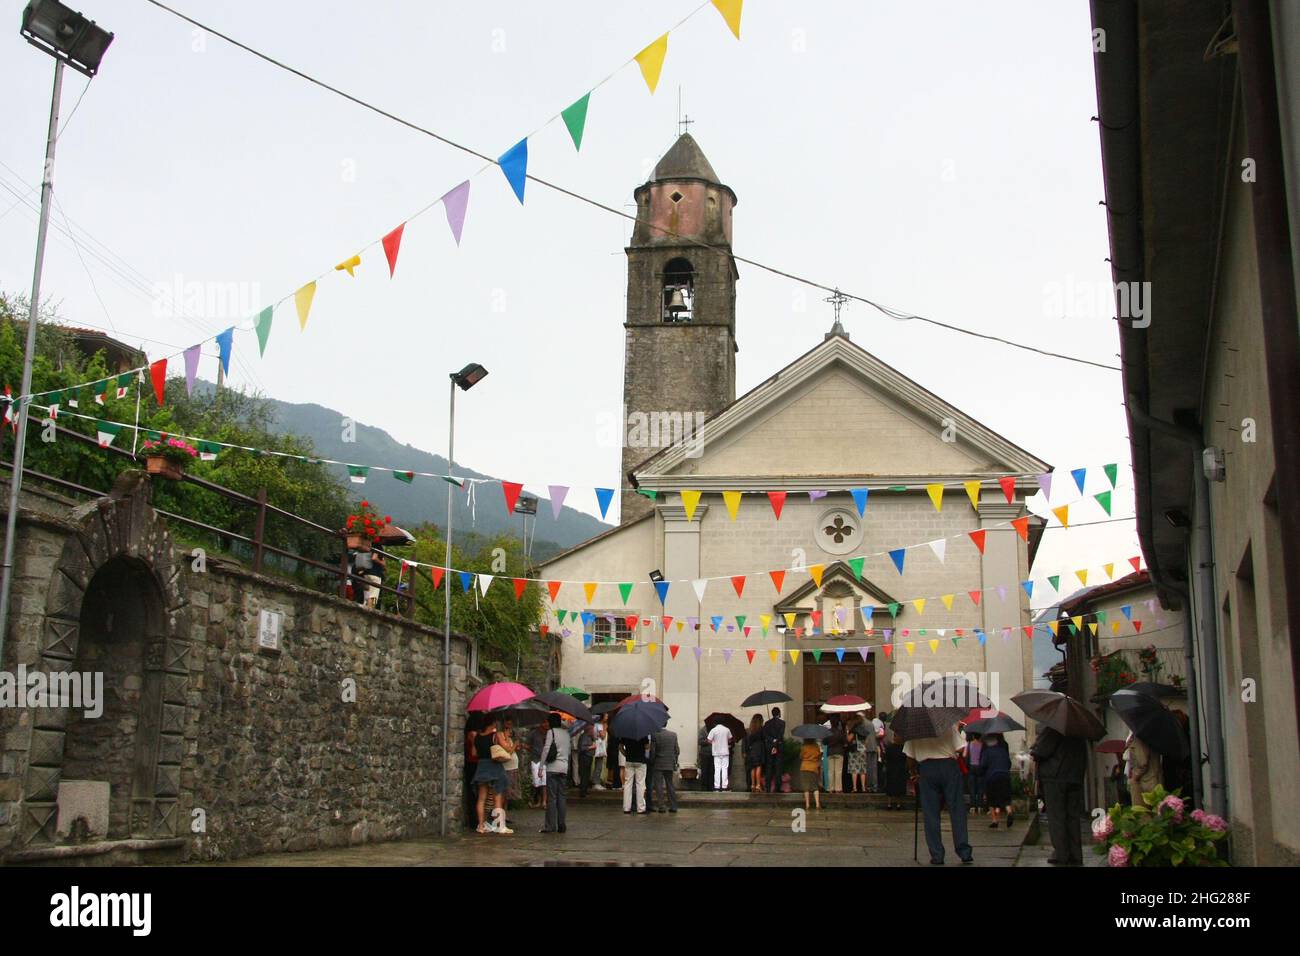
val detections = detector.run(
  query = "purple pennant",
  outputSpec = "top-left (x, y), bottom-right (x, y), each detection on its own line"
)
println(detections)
top-left (722, 648), bottom-right (733, 664)
top-left (687, 616), bottom-right (699, 630)
top-left (883, 628), bottom-right (893, 640)
top-left (692, 646), bottom-right (703, 661)
top-left (563, 628), bottom-right (572, 638)
top-left (548, 485), bottom-right (569, 520)
top-left (807, 490), bottom-right (827, 502)
top-left (183, 345), bottom-right (201, 395)
top-left (441, 180), bottom-right (471, 245)
top-left (857, 647), bottom-right (869, 662)
top-left (1037, 472), bottom-right (1053, 501)
top-left (996, 585), bottom-right (1007, 603)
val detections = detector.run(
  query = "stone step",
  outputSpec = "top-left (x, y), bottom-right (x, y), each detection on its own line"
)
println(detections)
top-left (564, 788), bottom-right (897, 808)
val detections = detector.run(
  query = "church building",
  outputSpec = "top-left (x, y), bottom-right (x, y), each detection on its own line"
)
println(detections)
top-left (539, 134), bottom-right (1048, 772)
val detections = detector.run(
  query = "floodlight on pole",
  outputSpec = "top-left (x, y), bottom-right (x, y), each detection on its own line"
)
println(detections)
top-left (21, 0), bottom-right (113, 77)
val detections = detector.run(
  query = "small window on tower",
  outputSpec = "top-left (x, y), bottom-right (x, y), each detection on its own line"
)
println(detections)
top-left (662, 258), bottom-right (694, 323)
top-left (670, 191), bottom-right (684, 204)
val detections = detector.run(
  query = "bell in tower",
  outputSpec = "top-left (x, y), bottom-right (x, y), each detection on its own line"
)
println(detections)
top-left (620, 133), bottom-right (739, 523)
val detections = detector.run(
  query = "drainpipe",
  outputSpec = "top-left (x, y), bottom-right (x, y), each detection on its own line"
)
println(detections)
top-left (1126, 397), bottom-right (1227, 818)
top-left (1163, 580), bottom-right (1204, 811)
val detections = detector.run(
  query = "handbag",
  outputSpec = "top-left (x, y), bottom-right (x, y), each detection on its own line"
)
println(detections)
top-left (545, 732), bottom-right (558, 765)
top-left (490, 743), bottom-right (511, 763)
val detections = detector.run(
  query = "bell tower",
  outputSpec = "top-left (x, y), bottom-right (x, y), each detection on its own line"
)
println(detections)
top-left (621, 133), bottom-right (739, 523)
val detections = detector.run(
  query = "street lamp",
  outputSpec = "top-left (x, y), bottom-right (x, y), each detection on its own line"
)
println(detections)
top-left (1, 1), bottom-right (113, 669)
top-left (441, 362), bottom-right (487, 836)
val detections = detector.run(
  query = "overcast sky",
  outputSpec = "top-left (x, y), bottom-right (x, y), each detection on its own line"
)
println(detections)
top-left (0, 0), bottom-right (1137, 598)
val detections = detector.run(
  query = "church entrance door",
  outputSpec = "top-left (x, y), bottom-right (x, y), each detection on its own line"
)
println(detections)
top-left (802, 659), bottom-right (875, 725)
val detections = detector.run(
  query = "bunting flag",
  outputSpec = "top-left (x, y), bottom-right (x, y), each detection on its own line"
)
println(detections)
top-left (768, 649), bottom-right (778, 663)
top-left (661, 615), bottom-right (673, 631)
top-left (431, 567), bottom-right (445, 589)
top-left (96, 421), bottom-right (122, 448)
top-left (1011, 516), bottom-right (1030, 541)
top-left (618, 583), bottom-right (634, 605)
top-left (848, 556), bottom-right (864, 580)
top-left (963, 480), bottom-right (981, 510)
top-left (547, 580), bottom-right (562, 602)
top-left (116, 373), bottom-right (132, 400)
top-left (1048, 575), bottom-right (1060, 592)
top-left (692, 646), bottom-right (703, 661)
top-left (809, 565), bottom-right (824, 587)
top-left (904, 643), bottom-right (915, 656)
top-left (654, 581), bottom-right (670, 604)
top-left (502, 481), bottom-right (524, 515)
top-left (334, 254), bottom-right (361, 277)
top-left (767, 491), bottom-right (786, 519)
top-left (731, 575), bottom-right (746, 597)
top-left (513, 578), bottom-right (528, 600)
top-left (1071, 467), bottom-right (1087, 494)
top-left (498, 139), bottom-right (529, 203)
top-left (583, 582), bottom-right (598, 604)
top-left (927, 539), bottom-right (947, 563)
top-left (1038, 472), bottom-right (1054, 500)
top-left (999, 476), bottom-right (1016, 503)
top-left (1129, 556), bottom-right (1142, 573)
top-left (681, 489), bottom-right (702, 521)
top-left (811, 649), bottom-right (823, 663)
top-left (940, 594), bottom-right (954, 610)
top-left (746, 649), bottom-right (755, 664)
top-left (1133, 620), bottom-right (1143, 633)
top-left (760, 614), bottom-right (771, 635)
top-left (850, 487), bottom-right (869, 515)
top-left (381, 224), bottom-right (405, 276)
top-left (722, 490), bottom-right (742, 520)
top-left (712, 0), bottom-right (743, 38)
top-left (1105, 463), bottom-right (1119, 488)
top-left (722, 648), bottom-right (733, 664)
top-left (393, 470), bottom-right (414, 483)
top-left (1095, 491), bottom-right (1112, 515)
top-left (1022, 580), bottom-right (1034, 598)
top-left (1103, 562), bottom-right (1115, 580)
top-left (1076, 569), bottom-right (1088, 586)
top-left (690, 578), bottom-right (708, 603)
top-left (968, 590), bottom-right (982, 606)
top-left (882, 644), bottom-right (892, 659)
top-left (808, 490), bottom-right (827, 502)
top-left (458, 571), bottom-right (474, 592)
top-left (254, 307), bottom-right (274, 356)
top-left (478, 574), bottom-right (494, 596)
top-left (347, 465), bottom-right (369, 484)
top-left (889, 548), bottom-right (906, 574)
top-left (669, 644), bottom-right (680, 659)
top-left (649, 643), bottom-right (658, 656)
top-left (926, 483), bottom-right (944, 511)
top-left (149, 359), bottom-right (167, 406)
top-left (1121, 605), bottom-right (1133, 621)
top-left (913, 598), bottom-right (926, 615)
top-left (1052, 505), bottom-right (1070, 527)
top-left (783, 612), bottom-right (796, 630)
top-left (928, 639), bottom-right (939, 654)
top-left (634, 34), bottom-right (669, 94)
top-left (788, 649), bottom-right (800, 664)
top-left (562, 93), bottom-right (590, 150)
top-left (442, 181), bottom-right (471, 246)
top-left (968, 529), bottom-right (987, 554)
top-left (769, 569), bottom-right (785, 593)
top-left (213, 327), bottom-right (234, 378)
top-left (710, 615), bottom-right (722, 632)
top-left (295, 282), bottom-right (316, 330)
top-left (546, 485), bottom-right (569, 520)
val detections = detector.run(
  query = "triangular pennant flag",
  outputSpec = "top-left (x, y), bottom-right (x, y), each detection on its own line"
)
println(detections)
top-left (347, 465), bottom-right (369, 484)
top-left (547, 485), bottom-right (569, 520)
top-left (912, 599), bottom-right (926, 615)
top-left (998, 475), bottom-right (1016, 503)
top-left (809, 565), bottom-right (824, 588)
top-left (882, 644), bottom-right (893, 659)
top-left (783, 612), bottom-right (796, 630)
top-left (635, 489), bottom-right (658, 501)
top-left (710, 615), bottom-right (722, 632)
top-left (562, 93), bottom-right (590, 151)
top-left (583, 634), bottom-right (593, 649)
top-left (1076, 569), bottom-right (1089, 586)
top-left (811, 649), bottom-right (823, 663)
top-left (997, 585), bottom-right (1008, 602)
top-left (1133, 620), bottom-right (1143, 633)
top-left (1088, 622), bottom-right (1098, 636)
top-left (768, 649), bottom-right (779, 663)
top-left (149, 358), bottom-right (167, 406)
top-left (767, 491), bottom-right (786, 519)
top-left (654, 581), bottom-right (670, 605)
top-left (618, 583), bottom-right (634, 605)
top-left (1129, 556), bottom-right (1142, 573)
top-left (968, 590), bottom-right (982, 606)
top-left (1105, 463), bottom-right (1118, 488)
top-left (431, 567), bottom-right (445, 589)
top-left (692, 646), bottom-right (703, 661)
top-left (498, 138), bottom-right (529, 203)
top-left (634, 34), bottom-right (669, 94)
top-left (254, 307), bottom-right (274, 357)
top-left (501, 481), bottom-right (524, 515)
top-left (216, 327), bottom-right (234, 377)
top-left (1097, 610), bottom-right (1108, 625)
top-left (1022, 580), bottom-right (1034, 598)
top-left (928, 639), bottom-right (939, 654)
top-left (458, 571), bottom-right (474, 592)
top-left (478, 574), bottom-right (494, 596)
top-left (1052, 505), bottom-right (1070, 527)
top-left (660, 615), bottom-right (673, 631)
top-left (788, 650), bottom-right (800, 664)
top-left (335, 254), bottom-right (361, 277)
top-left (294, 282), bottom-right (316, 330)
top-left (626, 640), bottom-right (636, 654)
top-left (583, 582), bottom-right (598, 604)
top-left (888, 548), bottom-right (906, 574)
top-left (1094, 491), bottom-right (1112, 515)
top-left (712, 0), bottom-right (743, 38)
top-left (680, 490), bottom-right (702, 521)
top-left (1121, 605), bottom-right (1133, 621)
top-left (116, 372), bottom-right (132, 399)
top-left (794, 627), bottom-right (804, 638)
top-left (850, 487), bottom-right (870, 515)
top-left (512, 578), bottom-right (527, 600)
top-left (810, 611), bottom-right (823, 628)
top-left (441, 181), bottom-right (471, 245)
top-left (626, 614), bottom-right (639, 631)
top-left (648, 643), bottom-right (657, 656)
top-left (1038, 472), bottom-right (1054, 501)
top-left (940, 594), bottom-right (954, 611)
top-left (381, 223), bottom-right (405, 276)
top-left (926, 483), bottom-right (944, 511)
top-left (1048, 575), bottom-right (1060, 592)
top-left (1070, 615), bottom-right (1083, 633)
top-left (1103, 562), bottom-right (1115, 580)
top-left (904, 642), bottom-right (915, 656)
top-left (1011, 516), bottom-right (1030, 541)
top-left (736, 615), bottom-right (747, 630)
top-left (807, 490), bottom-right (827, 502)
top-left (556, 610), bottom-right (567, 625)
top-left (832, 647), bottom-right (844, 663)
top-left (692, 579), bottom-right (708, 603)
top-left (722, 490), bottom-right (742, 520)
top-left (968, 529), bottom-right (987, 554)
top-left (594, 487), bottom-right (614, 520)
top-left (670, 644), bottom-right (680, 659)
top-left (722, 648), bottom-right (733, 664)
top-left (95, 421), bottom-right (122, 448)
top-left (1071, 467), bottom-right (1087, 494)
top-left (964, 480), bottom-right (982, 510)
top-left (1022, 625), bottom-right (1034, 639)
top-left (927, 539), bottom-right (947, 563)
top-left (547, 580), bottom-right (562, 602)
top-left (745, 649), bottom-right (755, 664)
top-left (848, 556), bottom-right (864, 580)
top-left (731, 575), bottom-right (746, 598)
top-left (393, 470), bottom-right (414, 483)
top-left (769, 570), bottom-right (785, 593)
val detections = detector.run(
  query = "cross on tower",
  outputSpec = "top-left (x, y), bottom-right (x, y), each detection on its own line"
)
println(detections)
top-left (677, 87), bottom-right (694, 136)
top-left (825, 289), bottom-right (849, 337)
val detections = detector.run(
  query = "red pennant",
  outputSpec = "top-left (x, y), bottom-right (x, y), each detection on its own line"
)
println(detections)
top-left (769, 569), bottom-right (786, 593)
top-left (1129, 556), bottom-right (1142, 573)
top-left (547, 580), bottom-right (562, 602)
top-left (810, 611), bottom-right (822, 627)
top-left (954, 628), bottom-right (964, 636)
top-left (1023, 625), bottom-right (1035, 638)
top-left (661, 616), bottom-right (673, 631)
top-left (746, 649), bottom-right (755, 663)
top-left (669, 644), bottom-right (680, 659)
top-left (968, 529), bottom-right (987, 554)
top-left (968, 590), bottom-right (982, 606)
top-left (430, 566), bottom-right (445, 589)
top-left (1011, 516), bottom-right (1030, 541)
top-left (149, 358), bottom-right (167, 406)
top-left (512, 578), bottom-right (527, 600)
top-left (768, 491), bottom-right (787, 519)
top-left (625, 615), bottom-right (639, 631)
top-left (1133, 620), bottom-right (1143, 632)
top-left (882, 644), bottom-right (893, 659)
top-left (502, 481), bottom-right (524, 515)
top-left (795, 627), bottom-right (804, 638)
top-left (743, 626), bottom-right (751, 637)
top-left (382, 223), bottom-right (405, 277)
top-left (998, 476), bottom-right (1016, 503)
top-left (731, 574), bottom-right (746, 597)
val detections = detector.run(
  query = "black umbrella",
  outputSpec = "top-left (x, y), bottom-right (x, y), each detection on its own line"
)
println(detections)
top-left (964, 713), bottom-right (1026, 736)
top-left (1011, 690), bottom-right (1105, 740)
top-left (741, 689), bottom-right (793, 708)
top-left (704, 712), bottom-right (746, 740)
top-left (532, 690), bottom-right (594, 724)
top-left (591, 701), bottom-right (621, 716)
top-left (792, 723), bottom-right (832, 740)
top-left (1110, 689), bottom-right (1188, 759)
top-left (487, 699), bottom-right (550, 725)
top-left (890, 677), bottom-right (991, 739)
top-left (610, 699), bottom-right (669, 739)
top-left (1125, 681), bottom-right (1182, 699)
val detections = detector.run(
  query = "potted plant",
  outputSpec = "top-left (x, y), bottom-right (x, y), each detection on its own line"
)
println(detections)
top-left (344, 500), bottom-right (391, 551)
top-left (1138, 643), bottom-right (1165, 681)
top-left (141, 436), bottom-right (198, 480)
top-left (1091, 651), bottom-right (1138, 698)
top-left (1093, 785), bottom-right (1229, 866)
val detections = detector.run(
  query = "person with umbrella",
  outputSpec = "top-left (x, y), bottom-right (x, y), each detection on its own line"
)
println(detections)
top-left (883, 730), bottom-right (908, 810)
top-left (745, 715), bottom-right (766, 792)
top-left (612, 699), bottom-right (667, 813)
top-left (538, 712), bottom-right (572, 834)
top-left (793, 725), bottom-right (830, 810)
top-left (706, 719), bottom-right (735, 792)
top-left (651, 722), bottom-right (680, 813)
top-left (762, 706), bottom-right (787, 792)
top-left (981, 733), bottom-right (1014, 829)
top-left (903, 723), bottom-right (973, 864)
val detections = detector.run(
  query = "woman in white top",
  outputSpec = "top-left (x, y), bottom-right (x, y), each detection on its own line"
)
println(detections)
top-left (592, 716), bottom-right (608, 791)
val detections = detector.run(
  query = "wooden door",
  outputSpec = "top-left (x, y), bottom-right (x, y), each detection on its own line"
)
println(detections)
top-left (803, 660), bottom-right (875, 725)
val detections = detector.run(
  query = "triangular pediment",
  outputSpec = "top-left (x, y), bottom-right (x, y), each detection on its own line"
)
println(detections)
top-left (773, 561), bottom-right (897, 613)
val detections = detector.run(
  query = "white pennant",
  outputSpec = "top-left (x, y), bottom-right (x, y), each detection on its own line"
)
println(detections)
top-left (692, 579), bottom-right (708, 602)
top-left (478, 574), bottom-right (494, 596)
top-left (927, 538), bottom-right (947, 563)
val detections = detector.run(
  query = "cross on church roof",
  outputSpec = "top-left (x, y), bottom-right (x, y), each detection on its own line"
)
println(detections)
top-left (824, 289), bottom-right (849, 339)
top-left (677, 86), bottom-right (694, 137)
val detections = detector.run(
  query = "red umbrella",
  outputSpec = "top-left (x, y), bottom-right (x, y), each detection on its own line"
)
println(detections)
top-left (961, 706), bottom-right (998, 725)
top-left (1095, 738), bottom-right (1127, 754)
top-left (467, 681), bottom-right (534, 712)
top-left (618, 692), bottom-right (665, 708)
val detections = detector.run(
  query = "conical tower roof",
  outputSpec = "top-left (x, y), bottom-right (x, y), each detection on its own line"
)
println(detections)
top-left (651, 133), bottom-right (721, 183)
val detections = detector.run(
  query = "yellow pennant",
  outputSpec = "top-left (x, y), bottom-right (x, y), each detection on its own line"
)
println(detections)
top-left (1071, 615), bottom-right (1083, 632)
top-left (783, 612), bottom-right (796, 629)
top-left (294, 281), bottom-right (317, 330)
top-left (1103, 562), bottom-right (1115, 580)
top-left (788, 649), bottom-right (799, 664)
top-left (964, 480), bottom-right (982, 510)
top-left (904, 642), bottom-right (915, 656)
top-left (1087, 623), bottom-right (1098, 636)
top-left (768, 649), bottom-right (779, 663)
top-left (927, 483), bottom-right (944, 512)
top-left (941, 594), bottom-right (954, 611)
top-left (722, 490), bottom-right (742, 520)
top-left (1112, 621), bottom-right (1121, 635)
top-left (681, 489), bottom-right (702, 521)
top-left (649, 643), bottom-right (658, 656)
top-left (625, 640), bottom-right (634, 653)
top-left (1049, 620), bottom-right (1060, 636)
top-left (760, 614), bottom-right (771, 631)
top-left (912, 598), bottom-right (927, 615)
top-left (634, 34), bottom-right (669, 94)
top-left (809, 564), bottom-right (825, 587)
top-left (711, 0), bottom-right (743, 39)
top-left (334, 254), bottom-right (361, 277)
top-left (583, 582), bottom-right (597, 604)
top-left (928, 639), bottom-right (939, 654)
top-left (1076, 569), bottom-right (1089, 586)
top-left (1052, 504), bottom-right (1070, 527)
top-left (675, 620), bottom-right (685, 632)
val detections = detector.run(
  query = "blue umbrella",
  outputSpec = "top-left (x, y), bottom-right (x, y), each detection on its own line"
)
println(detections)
top-left (610, 699), bottom-right (669, 739)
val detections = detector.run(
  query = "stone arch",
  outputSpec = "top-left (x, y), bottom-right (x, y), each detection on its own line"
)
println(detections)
top-left (19, 472), bottom-right (193, 848)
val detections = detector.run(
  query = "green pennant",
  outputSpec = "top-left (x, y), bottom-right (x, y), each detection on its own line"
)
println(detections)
top-left (1094, 490), bottom-right (1112, 515)
top-left (811, 649), bottom-right (823, 663)
top-left (393, 470), bottom-right (414, 483)
top-left (116, 372), bottom-right (133, 389)
top-left (919, 629), bottom-right (927, 637)
top-left (198, 440), bottom-right (220, 461)
top-left (561, 92), bottom-right (590, 151)
top-left (736, 615), bottom-right (746, 629)
top-left (1104, 463), bottom-right (1118, 488)
top-left (556, 610), bottom-right (567, 624)
top-left (1048, 575), bottom-right (1060, 592)
top-left (952, 638), bottom-right (960, 648)
top-left (848, 556), bottom-right (864, 580)
top-left (255, 306), bottom-right (274, 356)
top-left (1067, 622), bottom-right (1078, 635)
top-left (1097, 610), bottom-right (1108, 625)
top-left (635, 488), bottom-right (658, 500)
top-left (347, 465), bottom-right (369, 484)
top-left (888, 602), bottom-right (900, 617)
top-left (144, 430), bottom-right (162, 442)
top-left (618, 583), bottom-right (633, 605)
top-left (95, 421), bottom-right (122, 447)
top-left (890, 485), bottom-right (908, 492)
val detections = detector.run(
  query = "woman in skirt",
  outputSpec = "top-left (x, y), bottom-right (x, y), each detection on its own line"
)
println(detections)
top-left (470, 717), bottom-right (514, 834)
top-left (981, 733), bottom-right (1015, 828)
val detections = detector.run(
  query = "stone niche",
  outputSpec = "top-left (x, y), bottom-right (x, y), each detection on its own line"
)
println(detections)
top-left (55, 780), bottom-right (110, 841)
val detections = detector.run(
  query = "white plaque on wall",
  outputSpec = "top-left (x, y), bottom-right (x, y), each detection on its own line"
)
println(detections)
top-left (258, 609), bottom-right (283, 652)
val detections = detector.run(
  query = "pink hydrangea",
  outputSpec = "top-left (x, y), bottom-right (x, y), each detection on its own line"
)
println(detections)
top-left (1108, 844), bottom-right (1130, 867)
top-left (1191, 808), bottom-right (1206, 824)
top-left (1092, 814), bottom-right (1114, 842)
top-left (1202, 814), bottom-right (1228, 832)
top-left (1158, 794), bottom-right (1184, 822)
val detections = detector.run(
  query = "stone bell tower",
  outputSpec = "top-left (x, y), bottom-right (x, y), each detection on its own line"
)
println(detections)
top-left (621, 133), bottom-right (739, 523)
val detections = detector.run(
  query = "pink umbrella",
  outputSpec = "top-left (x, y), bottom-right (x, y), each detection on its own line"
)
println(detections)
top-left (467, 681), bottom-right (534, 712)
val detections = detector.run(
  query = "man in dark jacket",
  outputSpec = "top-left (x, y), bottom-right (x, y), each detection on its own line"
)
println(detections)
top-left (1030, 725), bottom-right (1089, 865)
top-left (762, 708), bottom-right (786, 792)
top-left (651, 727), bottom-right (680, 812)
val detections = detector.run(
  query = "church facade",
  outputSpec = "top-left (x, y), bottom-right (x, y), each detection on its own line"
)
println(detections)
top-left (539, 135), bottom-right (1047, 771)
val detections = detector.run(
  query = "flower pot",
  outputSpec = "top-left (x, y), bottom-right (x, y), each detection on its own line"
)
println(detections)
top-left (345, 534), bottom-right (371, 551)
top-left (145, 455), bottom-right (183, 480)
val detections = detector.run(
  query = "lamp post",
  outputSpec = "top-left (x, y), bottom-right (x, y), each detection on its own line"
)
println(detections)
top-left (0, 1), bottom-right (112, 668)
top-left (441, 362), bottom-right (487, 836)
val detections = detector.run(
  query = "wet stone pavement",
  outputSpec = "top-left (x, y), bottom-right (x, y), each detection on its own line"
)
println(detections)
top-left (195, 803), bottom-right (1042, 867)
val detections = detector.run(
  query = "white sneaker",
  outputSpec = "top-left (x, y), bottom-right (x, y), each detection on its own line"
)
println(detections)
top-left (593, 784), bottom-right (606, 791)
top-left (495, 825), bottom-right (514, 835)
